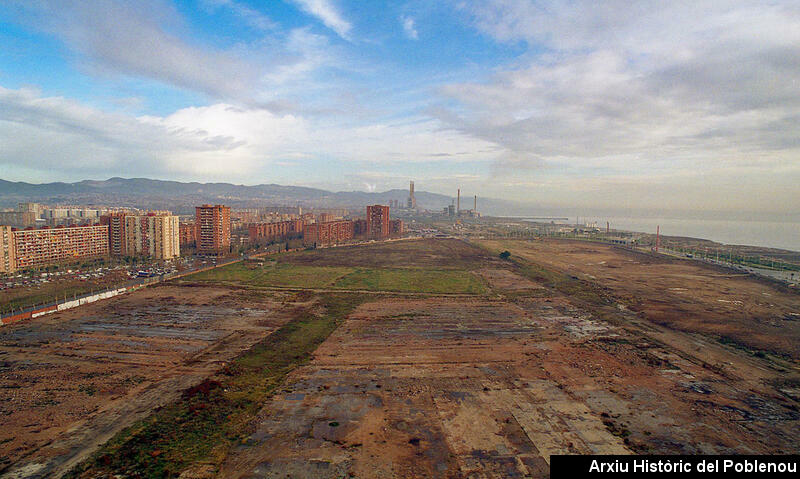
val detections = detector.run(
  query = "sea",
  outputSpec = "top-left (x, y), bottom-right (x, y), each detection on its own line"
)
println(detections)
top-left (523, 216), bottom-right (800, 252)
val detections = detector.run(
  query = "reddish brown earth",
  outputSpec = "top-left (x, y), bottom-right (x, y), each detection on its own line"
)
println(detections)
top-left (480, 239), bottom-right (800, 360)
top-left (3, 238), bottom-right (799, 478)
top-left (0, 285), bottom-right (297, 477)
top-left (218, 240), bottom-right (800, 478)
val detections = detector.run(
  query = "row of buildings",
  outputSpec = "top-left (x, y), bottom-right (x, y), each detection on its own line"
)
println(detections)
top-left (251, 205), bottom-right (403, 248)
top-left (100, 212), bottom-right (181, 260)
top-left (1, 203), bottom-right (403, 273)
top-left (0, 211), bottom-right (183, 273)
top-left (0, 202), bottom-right (139, 228)
top-left (0, 205), bottom-right (233, 273)
top-left (99, 205), bottom-right (233, 257)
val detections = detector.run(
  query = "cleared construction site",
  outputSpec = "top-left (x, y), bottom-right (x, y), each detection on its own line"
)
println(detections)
top-left (1, 238), bottom-right (798, 478)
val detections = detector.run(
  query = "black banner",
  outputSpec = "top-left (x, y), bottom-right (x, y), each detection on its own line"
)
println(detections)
top-left (551, 455), bottom-right (799, 477)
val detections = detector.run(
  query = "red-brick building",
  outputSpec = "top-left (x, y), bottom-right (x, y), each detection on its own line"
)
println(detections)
top-left (195, 205), bottom-right (231, 255)
top-left (11, 224), bottom-right (109, 270)
top-left (390, 219), bottom-right (404, 236)
top-left (248, 220), bottom-right (303, 245)
top-left (100, 212), bottom-right (127, 256)
top-left (353, 219), bottom-right (367, 238)
top-left (366, 205), bottom-right (390, 239)
top-left (303, 220), bottom-right (354, 247)
top-left (179, 222), bottom-right (196, 247)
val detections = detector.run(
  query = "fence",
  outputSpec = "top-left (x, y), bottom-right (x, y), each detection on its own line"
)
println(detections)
top-left (0, 257), bottom-right (242, 327)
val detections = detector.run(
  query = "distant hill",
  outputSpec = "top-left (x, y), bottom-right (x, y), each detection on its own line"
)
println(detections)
top-left (0, 177), bottom-right (532, 216)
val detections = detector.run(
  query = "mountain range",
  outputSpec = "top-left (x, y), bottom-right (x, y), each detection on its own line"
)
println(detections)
top-left (0, 177), bottom-right (533, 216)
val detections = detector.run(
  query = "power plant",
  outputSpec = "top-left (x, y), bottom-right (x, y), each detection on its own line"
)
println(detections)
top-left (407, 181), bottom-right (417, 210)
top-left (444, 187), bottom-right (479, 218)
top-left (392, 181), bottom-right (480, 218)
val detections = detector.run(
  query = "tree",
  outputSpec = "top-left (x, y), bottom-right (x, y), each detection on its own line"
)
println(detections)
top-left (499, 251), bottom-right (511, 260)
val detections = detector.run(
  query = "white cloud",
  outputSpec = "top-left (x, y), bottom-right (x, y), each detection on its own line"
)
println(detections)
top-left (0, 86), bottom-right (500, 183)
top-left (201, 0), bottom-right (275, 31)
top-left (441, 0), bottom-right (800, 183)
top-left (5, 0), bottom-right (266, 105)
top-left (3, 0), bottom-right (343, 109)
top-left (0, 85), bottom-right (241, 179)
top-left (263, 28), bottom-right (333, 85)
top-left (401, 15), bottom-right (418, 40)
top-left (290, 0), bottom-right (352, 40)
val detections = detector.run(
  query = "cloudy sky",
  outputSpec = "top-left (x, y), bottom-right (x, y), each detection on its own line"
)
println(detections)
top-left (0, 0), bottom-right (798, 215)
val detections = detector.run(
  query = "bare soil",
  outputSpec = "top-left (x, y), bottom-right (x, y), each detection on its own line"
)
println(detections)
top-left (0, 285), bottom-right (296, 478)
top-left (480, 239), bottom-right (800, 360)
top-left (4, 238), bottom-right (799, 478)
top-left (219, 289), bottom-right (799, 477)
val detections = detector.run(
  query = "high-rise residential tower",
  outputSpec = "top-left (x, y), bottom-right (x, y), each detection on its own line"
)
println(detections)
top-left (366, 205), bottom-right (390, 239)
top-left (195, 205), bottom-right (231, 255)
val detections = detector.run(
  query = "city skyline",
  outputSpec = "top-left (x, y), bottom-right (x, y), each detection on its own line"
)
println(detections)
top-left (1, 1), bottom-right (799, 214)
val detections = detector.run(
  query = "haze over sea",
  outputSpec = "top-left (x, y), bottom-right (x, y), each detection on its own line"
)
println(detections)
top-left (571, 217), bottom-right (800, 253)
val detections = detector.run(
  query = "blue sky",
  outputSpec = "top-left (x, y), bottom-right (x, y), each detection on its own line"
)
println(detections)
top-left (1, 0), bottom-right (799, 215)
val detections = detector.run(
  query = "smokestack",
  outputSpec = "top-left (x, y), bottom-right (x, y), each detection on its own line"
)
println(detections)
top-left (474, 195), bottom-right (477, 211)
top-left (656, 225), bottom-right (660, 253)
top-left (457, 189), bottom-right (460, 213)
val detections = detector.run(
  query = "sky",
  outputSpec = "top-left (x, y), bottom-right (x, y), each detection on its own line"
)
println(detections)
top-left (0, 0), bottom-right (799, 217)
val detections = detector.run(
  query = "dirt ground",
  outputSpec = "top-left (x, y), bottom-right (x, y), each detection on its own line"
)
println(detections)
top-left (480, 239), bottom-right (800, 360)
top-left (3, 238), bottom-right (800, 478)
top-left (218, 267), bottom-right (800, 478)
top-left (0, 285), bottom-right (296, 478)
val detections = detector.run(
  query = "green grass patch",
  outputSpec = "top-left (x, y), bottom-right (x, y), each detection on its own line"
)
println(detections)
top-left (182, 259), bottom-right (487, 294)
top-left (333, 268), bottom-right (488, 294)
top-left (185, 262), bottom-right (353, 289)
top-left (66, 293), bottom-right (367, 479)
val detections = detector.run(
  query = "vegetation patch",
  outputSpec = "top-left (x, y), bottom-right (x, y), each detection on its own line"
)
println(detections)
top-left (185, 262), bottom-right (353, 289)
top-left (66, 293), bottom-right (367, 479)
top-left (333, 268), bottom-right (489, 294)
top-left (281, 238), bottom-right (493, 270)
top-left (183, 254), bottom-right (488, 295)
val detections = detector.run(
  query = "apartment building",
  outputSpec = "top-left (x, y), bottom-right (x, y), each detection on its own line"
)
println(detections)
top-left (366, 205), bottom-right (390, 239)
top-left (0, 226), bottom-right (15, 273)
top-left (0, 211), bottom-right (37, 228)
top-left (12, 225), bottom-right (109, 271)
top-left (195, 205), bottom-right (231, 255)
top-left (124, 214), bottom-right (180, 260)
top-left (390, 219), bottom-right (404, 236)
top-left (248, 220), bottom-right (303, 244)
top-left (100, 212), bottom-right (128, 256)
top-left (303, 220), bottom-right (354, 247)
top-left (99, 212), bottom-right (180, 259)
top-left (353, 219), bottom-right (367, 238)
top-left (316, 213), bottom-right (336, 223)
top-left (179, 222), bottom-right (196, 247)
